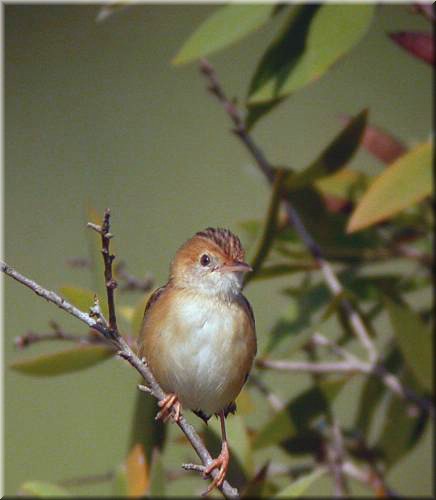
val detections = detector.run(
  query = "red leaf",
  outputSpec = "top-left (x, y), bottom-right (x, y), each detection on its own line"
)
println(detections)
top-left (339, 115), bottom-right (407, 165)
top-left (389, 31), bottom-right (434, 65)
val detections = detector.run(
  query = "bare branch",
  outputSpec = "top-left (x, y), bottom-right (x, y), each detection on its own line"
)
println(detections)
top-left (256, 357), bottom-right (434, 415)
top-left (199, 59), bottom-right (377, 363)
top-left (1, 216), bottom-right (239, 498)
top-left (115, 261), bottom-right (154, 293)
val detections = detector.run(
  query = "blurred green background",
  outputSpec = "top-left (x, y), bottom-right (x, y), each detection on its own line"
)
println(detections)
top-left (4, 4), bottom-right (432, 496)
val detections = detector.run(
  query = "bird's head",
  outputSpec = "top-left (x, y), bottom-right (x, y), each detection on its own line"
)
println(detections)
top-left (170, 227), bottom-right (252, 298)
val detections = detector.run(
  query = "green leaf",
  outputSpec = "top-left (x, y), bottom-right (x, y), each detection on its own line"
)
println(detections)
top-left (59, 285), bottom-right (96, 313)
top-left (128, 389), bottom-right (167, 462)
top-left (10, 345), bottom-right (113, 376)
top-left (354, 345), bottom-right (402, 436)
top-left (149, 448), bottom-right (166, 497)
top-left (275, 468), bottom-right (325, 497)
top-left (251, 263), bottom-right (313, 282)
top-left (112, 465), bottom-right (129, 496)
top-left (20, 481), bottom-right (71, 497)
top-left (347, 141), bottom-right (433, 232)
top-left (173, 4), bottom-right (276, 65)
top-left (249, 4), bottom-right (375, 104)
top-left (377, 365), bottom-right (429, 467)
top-left (385, 297), bottom-right (433, 392)
top-left (315, 169), bottom-right (368, 201)
top-left (285, 109), bottom-right (368, 190)
top-left (245, 169), bottom-right (290, 286)
top-left (254, 378), bottom-right (347, 450)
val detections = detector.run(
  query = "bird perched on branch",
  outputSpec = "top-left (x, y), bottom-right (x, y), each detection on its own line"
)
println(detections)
top-left (138, 227), bottom-right (256, 494)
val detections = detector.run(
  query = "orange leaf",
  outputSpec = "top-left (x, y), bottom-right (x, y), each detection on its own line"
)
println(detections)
top-left (126, 443), bottom-right (149, 497)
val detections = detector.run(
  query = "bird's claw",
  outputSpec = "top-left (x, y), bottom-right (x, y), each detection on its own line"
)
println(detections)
top-left (155, 393), bottom-right (181, 423)
top-left (202, 442), bottom-right (229, 496)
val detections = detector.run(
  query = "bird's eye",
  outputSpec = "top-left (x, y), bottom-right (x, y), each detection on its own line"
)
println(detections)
top-left (200, 254), bottom-right (211, 267)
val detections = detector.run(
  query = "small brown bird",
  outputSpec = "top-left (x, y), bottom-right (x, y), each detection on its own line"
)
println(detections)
top-left (138, 227), bottom-right (256, 493)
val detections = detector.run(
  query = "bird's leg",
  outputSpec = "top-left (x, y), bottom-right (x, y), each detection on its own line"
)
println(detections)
top-left (202, 410), bottom-right (230, 495)
top-left (155, 393), bottom-right (182, 423)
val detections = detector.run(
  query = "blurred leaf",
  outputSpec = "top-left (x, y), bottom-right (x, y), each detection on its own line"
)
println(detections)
top-left (246, 5), bottom-right (319, 127)
top-left (112, 465), bottom-right (129, 496)
top-left (251, 263), bottom-right (313, 282)
top-left (339, 116), bottom-right (407, 164)
top-left (246, 169), bottom-right (289, 285)
top-left (389, 31), bottom-right (434, 65)
top-left (20, 481), bottom-right (71, 497)
top-left (235, 386), bottom-right (255, 416)
top-left (131, 293), bottom-right (151, 337)
top-left (377, 365), bottom-right (429, 467)
top-left (385, 297), bottom-right (433, 392)
top-left (59, 285), bottom-right (95, 313)
top-left (126, 443), bottom-right (149, 497)
top-left (10, 345), bottom-right (113, 376)
top-left (173, 4), bottom-right (276, 65)
top-left (249, 4), bottom-right (374, 104)
top-left (254, 378), bottom-right (347, 449)
top-left (241, 461), bottom-right (273, 498)
top-left (119, 305), bottom-right (135, 323)
top-left (347, 141), bottom-right (433, 232)
top-left (128, 389), bottom-right (166, 462)
top-left (315, 169), bottom-right (368, 201)
top-left (281, 430), bottom-right (323, 455)
top-left (149, 448), bottom-right (166, 497)
top-left (275, 467), bottom-right (325, 497)
top-left (285, 109), bottom-right (368, 190)
top-left (354, 345), bottom-right (402, 436)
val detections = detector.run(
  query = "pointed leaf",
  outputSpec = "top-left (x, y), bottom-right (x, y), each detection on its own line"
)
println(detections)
top-left (128, 389), bottom-right (167, 462)
top-left (126, 443), bottom-right (149, 497)
top-left (377, 364), bottom-right (429, 467)
top-left (249, 4), bottom-right (375, 104)
top-left (385, 297), bottom-right (433, 392)
top-left (275, 468), bottom-right (325, 497)
top-left (245, 169), bottom-right (290, 285)
top-left (254, 378), bottom-right (347, 450)
top-left (389, 31), bottom-right (434, 65)
top-left (339, 116), bottom-right (407, 164)
top-left (10, 345), bottom-right (113, 376)
top-left (315, 169), bottom-right (368, 201)
top-left (173, 4), bottom-right (276, 65)
top-left (285, 109), bottom-right (368, 190)
top-left (149, 448), bottom-right (166, 497)
top-left (347, 141), bottom-right (433, 232)
top-left (20, 481), bottom-right (71, 497)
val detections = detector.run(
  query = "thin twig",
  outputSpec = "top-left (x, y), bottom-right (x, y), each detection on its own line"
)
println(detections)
top-left (115, 261), bottom-right (154, 293)
top-left (326, 420), bottom-right (350, 497)
top-left (1, 214), bottom-right (239, 499)
top-left (248, 374), bottom-right (285, 412)
top-left (14, 329), bottom-right (101, 349)
top-left (256, 357), bottom-right (434, 415)
top-left (199, 59), bottom-right (377, 363)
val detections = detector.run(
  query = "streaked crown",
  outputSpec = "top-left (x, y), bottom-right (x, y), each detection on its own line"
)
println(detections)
top-left (194, 227), bottom-right (245, 262)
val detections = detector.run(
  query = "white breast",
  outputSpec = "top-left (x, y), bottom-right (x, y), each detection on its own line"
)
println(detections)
top-left (160, 294), bottom-right (250, 415)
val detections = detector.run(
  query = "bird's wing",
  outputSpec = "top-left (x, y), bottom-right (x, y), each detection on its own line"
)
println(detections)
top-left (240, 293), bottom-right (255, 333)
top-left (143, 284), bottom-right (167, 319)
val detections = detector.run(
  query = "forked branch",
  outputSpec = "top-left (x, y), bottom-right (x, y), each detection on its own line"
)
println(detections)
top-left (1, 209), bottom-right (239, 499)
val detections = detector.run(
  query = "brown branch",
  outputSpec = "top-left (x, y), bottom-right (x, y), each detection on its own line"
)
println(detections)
top-left (1, 213), bottom-right (239, 499)
top-left (115, 261), bottom-right (154, 293)
top-left (199, 59), bottom-right (377, 364)
top-left (325, 420), bottom-right (350, 497)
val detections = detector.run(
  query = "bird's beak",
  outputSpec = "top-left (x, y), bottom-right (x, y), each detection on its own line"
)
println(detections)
top-left (221, 260), bottom-right (253, 273)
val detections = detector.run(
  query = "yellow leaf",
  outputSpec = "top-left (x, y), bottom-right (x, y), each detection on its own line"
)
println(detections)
top-left (126, 443), bottom-right (149, 497)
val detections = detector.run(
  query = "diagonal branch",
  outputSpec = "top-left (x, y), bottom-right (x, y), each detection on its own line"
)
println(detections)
top-left (1, 212), bottom-right (239, 499)
top-left (199, 59), bottom-right (377, 364)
